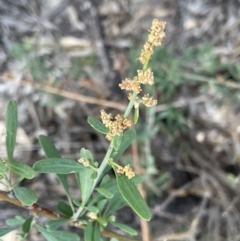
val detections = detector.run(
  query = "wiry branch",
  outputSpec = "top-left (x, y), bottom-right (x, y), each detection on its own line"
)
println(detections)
top-left (0, 190), bottom-right (141, 241)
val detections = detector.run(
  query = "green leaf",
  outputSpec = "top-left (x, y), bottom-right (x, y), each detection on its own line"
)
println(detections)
top-left (84, 222), bottom-right (93, 241)
top-left (15, 215), bottom-right (27, 221)
top-left (97, 199), bottom-right (107, 212)
top-left (115, 172), bottom-right (151, 221)
top-left (93, 223), bottom-right (102, 241)
top-left (49, 230), bottom-right (80, 241)
top-left (13, 187), bottom-right (38, 206)
top-left (38, 135), bottom-right (61, 158)
top-left (57, 201), bottom-right (73, 217)
top-left (33, 158), bottom-right (83, 174)
top-left (0, 227), bottom-right (17, 237)
top-left (46, 219), bottom-right (68, 231)
top-left (110, 221), bottom-right (138, 236)
top-left (112, 129), bottom-right (136, 162)
top-left (38, 135), bottom-right (70, 203)
top-left (78, 168), bottom-right (94, 206)
top-left (91, 172), bottom-right (97, 179)
top-left (84, 206), bottom-right (99, 213)
top-left (5, 100), bottom-right (18, 162)
top-left (87, 116), bottom-right (109, 134)
top-left (100, 174), bottom-right (110, 186)
top-left (131, 175), bottom-right (144, 185)
top-left (134, 107), bottom-right (139, 124)
top-left (6, 217), bottom-right (25, 227)
top-left (8, 161), bottom-right (35, 179)
top-left (38, 227), bottom-right (79, 241)
top-left (97, 217), bottom-right (107, 227)
top-left (113, 135), bottom-right (122, 151)
top-left (72, 199), bottom-right (81, 207)
top-left (95, 188), bottom-right (113, 199)
top-left (22, 217), bottom-right (33, 233)
top-left (0, 159), bottom-right (6, 175)
top-left (104, 193), bottom-right (125, 215)
top-left (99, 179), bottom-right (126, 215)
top-left (37, 227), bottom-right (58, 241)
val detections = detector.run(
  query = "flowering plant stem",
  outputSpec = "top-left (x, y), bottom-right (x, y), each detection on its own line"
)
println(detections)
top-left (73, 90), bottom-right (139, 221)
top-left (0, 19), bottom-right (166, 241)
top-left (124, 92), bottom-right (137, 118)
top-left (72, 21), bottom-right (162, 218)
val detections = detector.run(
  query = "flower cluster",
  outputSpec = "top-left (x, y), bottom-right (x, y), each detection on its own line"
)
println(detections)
top-left (119, 67), bottom-right (157, 107)
top-left (78, 158), bottom-right (90, 167)
top-left (100, 19), bottom-right (165, 140)
top-left (100, 110), bottom-right (132, 141)
top-left (139, 19), bottom-right (166, 65)
top-left (117, 164), bottom-right (135, 179)
top-left (119, 68), bottom-right (154, 92)
top-left (119, 20), bottom-right (165, 109)
top-left (127, 93), bottom-right (157, 108)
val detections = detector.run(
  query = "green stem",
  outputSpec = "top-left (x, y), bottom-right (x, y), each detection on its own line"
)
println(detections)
top-left (72, 143), bottom-right (114, 221)
top-left (124, 92), bottom-right (137, 118)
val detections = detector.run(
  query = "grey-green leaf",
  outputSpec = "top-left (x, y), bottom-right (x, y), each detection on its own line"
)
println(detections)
top-left (115, 172), bottom-right (151, 221)
top-left (33, 158), bottom-right (83, 174)
top-left (37, 226), bottom-right (58, 241)
top-left (87, 116), bottom-right (109, 134)
top-left (84, 222), bottom-right (93, 241)
top-left (93, 223), bottom-right (102, 241)
top-left (8, 161), bottom-right (34, 179)
top-left (5, 100), bottom-right (18, 162)
top-left (0, 227), bottom-right (17, 237)
top-left (100, 174), bottom-right (110, 186)
top-left (79, 148), bottom-right (94, 165)
top-left (47, 230), bottom-right (80, 241)
top-left (38, 135), bottom-right (61, 158)
top-left (110, 221), bottom-right (138, 236)
top-left (13, 187), bottom-right (38, 206)
top-left (84, 206), bottom-right (99, 213)
top-left (46, 219), bottom-right (68, 231)
top-left (6, 217), bottom-right (25, 227)
top-left (95, 188), bottom-right (113, 199)
top-left (112, 129), bottom-right (136, 162)
top-left (97, 199), bottom-right (107, 212)
top-left (78, 168), bottom-right (94, 206)
top-left (38, 135), bottom-right (70, 200)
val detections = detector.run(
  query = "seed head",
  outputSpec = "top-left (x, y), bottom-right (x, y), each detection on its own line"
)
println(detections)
top-left (141, 94), bottom-right (157, 107)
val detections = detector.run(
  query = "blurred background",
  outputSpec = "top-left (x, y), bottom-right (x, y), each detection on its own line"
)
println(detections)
top-left (1, 0), bottom-right (240, 240)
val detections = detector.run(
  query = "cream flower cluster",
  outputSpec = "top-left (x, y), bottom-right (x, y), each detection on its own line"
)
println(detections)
top-left (117, 164), bottom-right (135, 179)
top-left (100, 110), bottom-right (132, 141)
top-left (119, 19), bottom-right (166, 108)
top-left (139, 19), bottom-right (166, 65)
